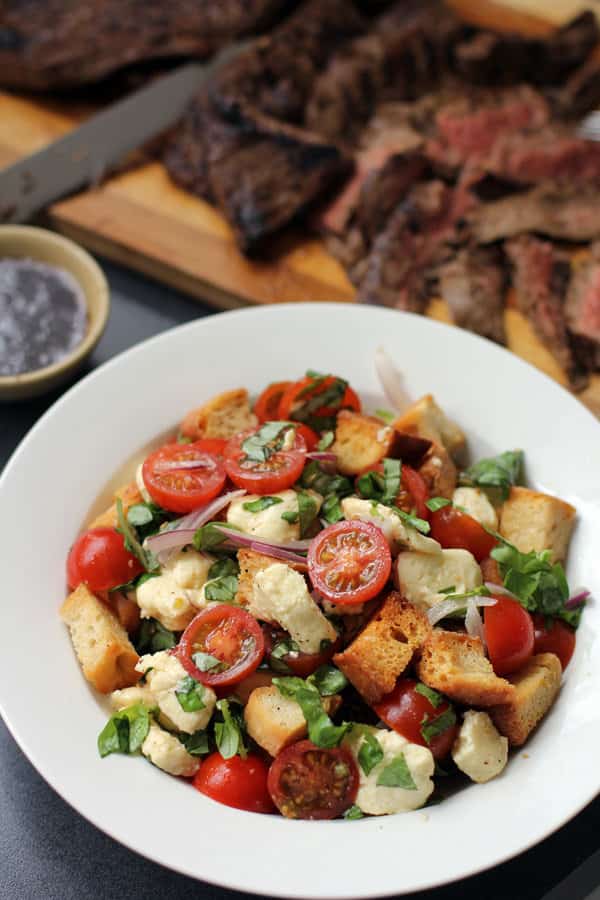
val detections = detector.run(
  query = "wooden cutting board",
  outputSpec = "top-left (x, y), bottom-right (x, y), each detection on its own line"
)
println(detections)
top-left (0, 0), bottom-right (599, 416)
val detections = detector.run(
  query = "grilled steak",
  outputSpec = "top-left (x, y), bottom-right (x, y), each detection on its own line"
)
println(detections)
top-left (0, 0), bottom-right (297, 91)
top-left (565, 243), bottom-right (600, 370)
top-left (551, 57), bottom-right (600, 119)
top-left (439, 246), bottom-right (506, 344)
top-left (505, 236), bottom-right (585, 386)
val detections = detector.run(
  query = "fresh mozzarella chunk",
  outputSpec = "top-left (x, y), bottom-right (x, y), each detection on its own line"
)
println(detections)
top-left (110, 685), bottom-right (154, 711)
top-left (136, 650), bottom-right (216, 733)
top-left (395, 548), bottom-right (482, 611)
top-left (451, 711), bottom-right (508, 783)
top-left (344, 727), bottom-right (434, 815)
top-left (135, 462), bottom-right (152, 503)
top-left (141, 722), bottom-right (199, 777)
top-left (341, 497), bottom-right (441, 556)
top-left (136, 549), bottom-right (215, 629)
top-left (452, 488), bottom-right (498, 531)
top-left (227, 490), bottom-right (322, 543)
top-left (250, 563), bottom-right (337, 654)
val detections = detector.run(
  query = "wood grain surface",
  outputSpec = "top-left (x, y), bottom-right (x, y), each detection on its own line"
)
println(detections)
top-left (0, 0), bottom-right (599, 415)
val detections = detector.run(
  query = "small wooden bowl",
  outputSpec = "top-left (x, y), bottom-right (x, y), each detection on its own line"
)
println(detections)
top-left (0, 226), bottom-right (109, 401)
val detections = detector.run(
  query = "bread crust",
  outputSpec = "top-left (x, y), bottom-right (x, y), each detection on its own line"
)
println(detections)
top-left (489, 653), bottom-right (562, 746)
top-left (331, 410), bottom-right (407, 476)
top-left (499, 486), bottom-right (576, 563)
top-left (88, 481), bottom-right (143, 530)
top-left (180, 388), bottom-right (257, 441)
top-left (236, 548), bottom-right (307, 607)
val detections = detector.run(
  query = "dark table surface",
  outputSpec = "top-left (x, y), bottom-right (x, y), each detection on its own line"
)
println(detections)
top-left (1, 259), bottom-right (599, 900)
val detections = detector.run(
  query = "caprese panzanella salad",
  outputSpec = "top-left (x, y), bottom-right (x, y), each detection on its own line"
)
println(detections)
top-left (61, 364), bottom-right (589, 820)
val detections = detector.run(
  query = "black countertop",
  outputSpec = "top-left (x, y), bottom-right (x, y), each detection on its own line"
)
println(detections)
top-left (1, 259), bottom-right (599, 900)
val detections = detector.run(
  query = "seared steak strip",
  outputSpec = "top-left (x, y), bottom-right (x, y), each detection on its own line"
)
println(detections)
top-left (439, 246), bottom-right (506, 345)
top-left (565, 243), bottom-right (600, 371)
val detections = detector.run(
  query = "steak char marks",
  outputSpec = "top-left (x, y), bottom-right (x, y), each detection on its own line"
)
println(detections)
top-left (566, 244), bottom-right (600, 370)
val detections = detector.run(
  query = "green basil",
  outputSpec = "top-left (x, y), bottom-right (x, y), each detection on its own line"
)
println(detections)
top-left (269, 638), bottom-right (300, 674)
top-left (376, 753), bottom-right (417, 790)
top-left (381, 458), bottom-right (402, 506)
top-left (192, 651), bottom-right (224, 673)
top-left (414, 683), bottom-right (444, 708)
top-left (420, 707), bottom-right (457, 746)
top-left (208, 557), bottom-right (239, 580)
top-left (193, 522), bottom-right (230, 551)
top-left (127, 504), bottom-right (155, 527)
top-left (426, 497), bottom-right (452, 512)
top-left (297, 490), bottom-right (319, 538)
top-left (273, 677), bottom-right (351, 749)
top-left (459, 450), bottom-right (524, 502)
top-left (344, 804), bottom-right (364, 820)
top-left (357, 731), bottom-right (384, 776)
top-left (205, 575), bottom-right (238, 603)
top-left (183, 730), bottom-right (210, 756)
top-left (177, 433), bottom-right (193, 445)
top-left (281, 510), bottom-right (299, 524)
top-left (307, 664), bottom-right (348, 697)
top-left (116, 498), bottom-right (159, 572)
top-left (292, 376), bottom-right (348, 432)
top-left (242, 421), bottom-right (292, 463)
top-left (321, 494), bottom-right (344, 524)
top-left (175, 676), bottom-right (206, 712)
top-left (98, 704), bottom-right (152, 758)
top-left (317, 431), bottom-right (335, 451)
top-left (134, 618), bottom-right (177, 654)
top-left (214, 699), bottom-right (246, 759)
top-left (374, 409), bottom-right (395, 423)
top-left (242, 496), bottom-right (284, 513)
top-left (391, 506), bottom-right (431, 535)
top-left (356, 470), bottom-right (385, 500)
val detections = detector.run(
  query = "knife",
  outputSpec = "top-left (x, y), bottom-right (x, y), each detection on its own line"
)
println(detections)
top-left (0, 43), bottom-right (245, 224)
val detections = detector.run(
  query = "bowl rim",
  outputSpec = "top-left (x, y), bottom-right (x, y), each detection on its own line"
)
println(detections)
top-left (0, 224), bottom-right (110, 388)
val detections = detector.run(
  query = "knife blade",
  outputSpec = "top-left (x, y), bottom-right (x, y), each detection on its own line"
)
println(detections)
top-left (0, 43), bottom-right (245, 224)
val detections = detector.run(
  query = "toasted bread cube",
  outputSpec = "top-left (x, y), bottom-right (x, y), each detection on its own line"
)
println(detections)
top-left (236, 549), bottom-right (306, 607)
top-left (393, 395), bottom-right (466, 460)
top-left (331, 410), bottom-right (405, 476)
top-left (490, 653), bottom-right (562, 746)
top-left (334, 593), bottom-right (431, 704)
top-left (180, 388), bottom-right (257, 441)
top-left (88, 481), bottom-right (143, 530)
top-left (499, 487), bottom-right (576, 563)
top-left (417, 630), bottom-right (514, 707)
top-left (244, 685), bottom-right (341, 757)
top-left (417, 442), bottom-right (457, 499)
top-left (60, 584), bottom-right (139, 694)
top-left (232, 670), bottom-right (276, 706)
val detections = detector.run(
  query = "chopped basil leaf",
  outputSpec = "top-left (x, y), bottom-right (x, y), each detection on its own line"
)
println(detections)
top-left (426, 496), bottom-right (452, 512)
top-left (175, 676), bottom-right (206, 712)
top-left (97, 703), bottom-right (152, 758)
top-left (193, 521), bottom-right (229, 551)
top-left (321, 494), bottom-right (344, 524)
top-left (242, 496), bottom-right (284, 513)
top-left (438, 585), bottom-right (457, 595)
top-left (281, 510), bottom-right (299, 524)
top-left (242, 421), bottom-right (292, 463)
top-left (420, 707), bottom-right (457, 745)
top-left (300, 461), bottom-right (352, 500)
top-left (356, 470), bottom-right (385, 500)
top-left (205, 574), bottom-right (238, 603)
top-left (415, 683), bottom-right (444, 708)
top-left (391, 506), bottom-right (431, 535)
top-left (134, 618), bottom-right (177, 654)
top-left (292, 377), bottom-right (348, 432)
top-left (381, 458), bottom-right (402, 505)
top-left (297, 490), bottom-right (319, 538)
top-left (214, 699), bottom-right (247, 759)
top-left (459, 450), bottom-right (524, 502)
top-left (273, 677), bottom-right (351, 748)
top-left (357, 731), bottom-right (384, 776)
top-left (443, 586), bottom-right (490, 602)
top-left (183, 729), bottom-right (210, 756)
top-left (208, 556), bottom-right (239, 580)
top-left (127, 504), bottom-right (154, 527)
top-left (269, 638), bottom-right (300, 674)
top-left (305, 368), bottom-right (325, 379)
top-left (376, 753), bottom-right (417, 790)
top-left (317, 431), bottom-right (335, 451)
top-left (116, 497), bottom-right (159, 572)
top-left (307, 664), bottom-right (348, 697)
top-left (192, 651), bottom-right (224, 673)
top-left (177, 433), bottom-right (193, 444)
top-left (344, 804), bottom-right (364, 820)
top-left (374, 408), bottom-right (395, 424)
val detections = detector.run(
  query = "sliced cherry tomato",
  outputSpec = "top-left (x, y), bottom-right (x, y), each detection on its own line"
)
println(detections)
top-left (254, 381), bottom-right (293, 423)
top-left (356, 463), bottom-right (429, 521)
top-left (267, 740), bottom-right (358, 819)
top-left (66, 527), bottom-right (143, 592)
top-left (190, 437), bottom-right (227, 457)
top-left (262, 625), bottom-right (340, 678)
top-left (178, 605), bottom-right (265, 687)
top-left (193, 752), bottom-right (275, 813)
top-left (308, 520), bottom-right (391, 606)
top-left (484, 596), bottom-right (535, 676)
top-left (142, 440), bottom-right (226, 514)
top-left (374, 678), bottom-right (459, 760)
top-left (532, 614), bottom-right (576, 670)
top-left (223, 426), bottom-right (307, 494)
top-left (430, 506), bottom-right (497, 562)
top-left (294, 423), bottom-right (319, 451)
top-left (278, 375), bottom-right (361, 426)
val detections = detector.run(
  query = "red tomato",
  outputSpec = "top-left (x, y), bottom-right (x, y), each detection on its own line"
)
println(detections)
top-left (66, 527), bottom-right (143, 592)
top-left (178, 605), bottom-right (265, 688)
top-left (142, 441), bottom-right (226, 514)
top-left (267, 740), bottom-right (359, 819)
top-left (223, 427), bottom-right (307, 494)
top-left (254, 382), bottom-right (293, 423)
top-left (262, 624), bottom-right (340, 678)
top-left (430, 506), bottom-right (497, 562)
top-left (308, 520), bottom-right (391, 606)
top-left (356, 463), bottom-right (429, 521)
top-left (374, 678), bottom-right (458, 760)
top-left (484, 596), bottom-right (535, 676)
top-left (193, 752), bottom-right (275, 813)
top-left (532, 614), bottom-right (576, 670)
top-left (294, 424), bottom-right (319, 451)
top-left (278, 375), bottom-right (361, 424)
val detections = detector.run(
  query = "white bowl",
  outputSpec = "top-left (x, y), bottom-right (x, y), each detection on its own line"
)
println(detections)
top-left (0, 303), bottom-right (599, 898)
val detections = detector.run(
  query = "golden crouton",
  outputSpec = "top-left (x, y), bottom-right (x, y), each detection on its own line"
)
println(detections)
top-left (232, 670), bottom-right (276, 705)
top-left (60, 584), bottom-right (140, 694)
top-left (393, 394), bottom-right (466, 461)
top-left (331, 410), bottom-right (404, 476)
top-left (235, 549), bottom-right (306, 607)
top-left (180, 388), bottom-right (257, 441)
top-left (499, 487), bottom-right (576, 563)
top-left (334, 593), bottom-right (431, 704)
top-left (418, 442), bottom-right (457, 499)
top-left (244, 685), bottom-right (341, 757)
top-left (417, 630), bottom-right (515, 707)
top-left (490, 653), bottom-right (562, 746)
top-left (88, 481), bottom-right (143, 530)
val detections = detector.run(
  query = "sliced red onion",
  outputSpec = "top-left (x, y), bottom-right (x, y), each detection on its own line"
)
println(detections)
top-left (465, 598), bottom-right (486, 646)
top-left (484, 581), bottom-right (520, 601)
top-left (427, 594), bottom-right (497, 626)
top-left (146, 489), bottom-right (246, 563)
top-left (249, 541), bottom-right (308, 568)
top-left (306, 452), bottom-right (337, 463)
top-left (213, 524), bottom-right (312, 552)
top-left (566, 588), bottom-right (591, 610)
top-left (374, 346), bottom-right (411, 413)
top-left (146, 528), bottom-right (198, 558)
top-left (154, 457), bottom-right (217, 473)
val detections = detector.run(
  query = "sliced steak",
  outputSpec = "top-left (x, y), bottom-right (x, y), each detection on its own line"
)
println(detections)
top-left (505, 236), bottom-right (586, 386)
top-left (551, 57), bottom-right (600, 120)
top-left (485, 125), bottom-right (600, 186)
top-left (565, 243), bottom-right (600, 370)
top-left (439, 246), bottom-right (506, 344)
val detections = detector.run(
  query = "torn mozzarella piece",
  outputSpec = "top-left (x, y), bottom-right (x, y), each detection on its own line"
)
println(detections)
top-left (135, 650), bottom-right (216, 734)
top-left (453, 487), bottom-right (498, 531)
top-left (395, 548), bottom-right (482, 611)
top-left (135, 549), bottom-right (215, 629)
top-left (227, 489), bottom-right (322, 543)
top-left (341, 497), bottom-right (441, 555)
top-left (451, 711), bottom-right (508, 783)
top-left (141, 722), bottom-right (199, 777)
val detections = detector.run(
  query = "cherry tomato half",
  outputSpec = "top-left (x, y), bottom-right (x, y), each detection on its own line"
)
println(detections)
top-left (374, 678), bottom-right (459, 760)
top-left (178, 605), bottom-right (265, 688)
top-left (356, 463), bottom-right (430, 521)
top-left (224, 427), bottom-right (307, 494)
top-left (66, 527), bottom-right (143, 592)
top-left (484, 596), bottom-right (534, 676)
top-left (142, 440), bottom-right (227, 514)
top-left (267, 740), bottom-right (359, 819)
top-left (294, 424), bottom-right (319, 451)
top-left (278, 375), bottom-right (361, 426)
top-left (262, 624), bottom-right (340, 678)
top-left (193, 752), bottom-right (275, 813)
top-left (308, 520), bottom-right (391, 606)
top-left (430, 506), bottom-right (497, 562)
top-left (532, 614), bottom-right (576, 670)
top-left (254, 382), bottom-right (293, 423)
